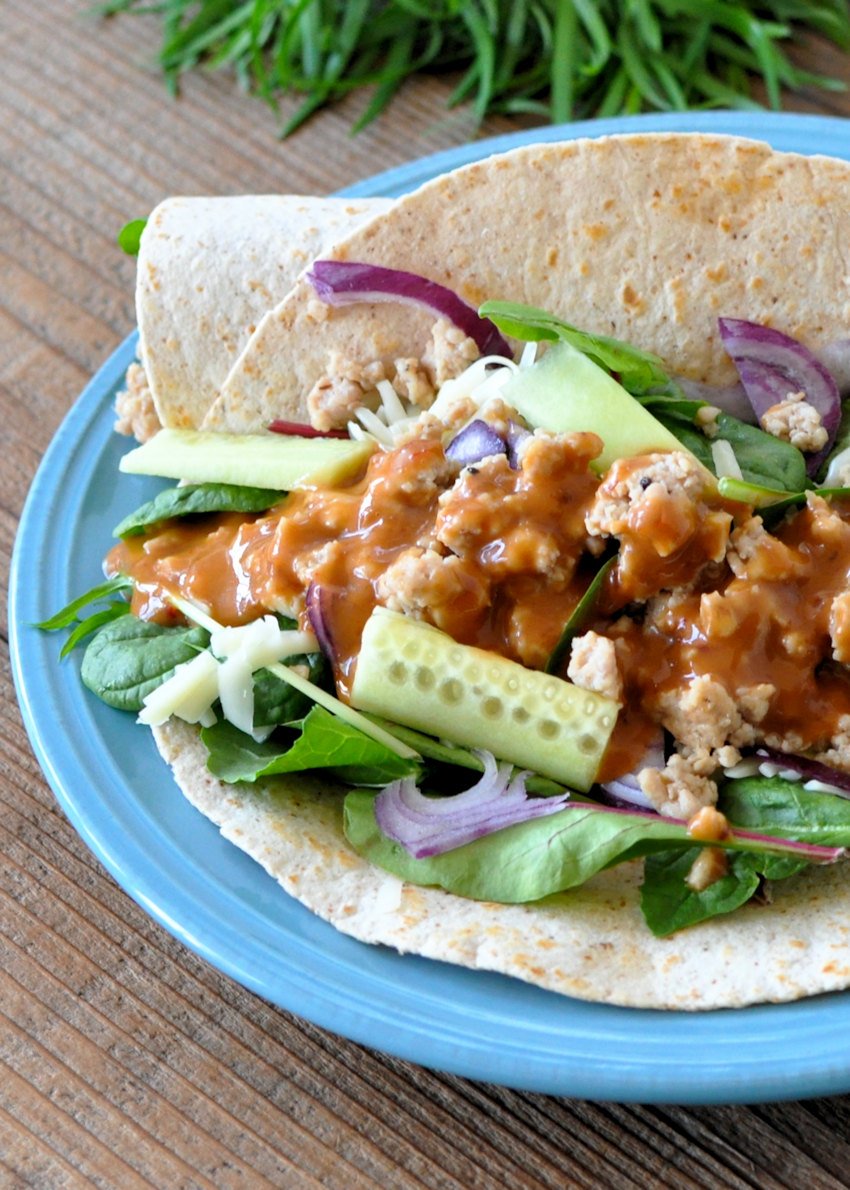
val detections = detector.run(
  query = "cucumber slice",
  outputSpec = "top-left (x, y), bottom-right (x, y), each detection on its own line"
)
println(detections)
top-left (501, 342), bottom-right (685, 472)
top-left (350, 608), bottom-right (618, 791)
top-left (120, 429), bottom-right (374, 490)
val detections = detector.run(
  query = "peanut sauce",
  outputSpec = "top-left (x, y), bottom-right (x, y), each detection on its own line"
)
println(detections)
top-left (108, 430), bottom-right (601, 701)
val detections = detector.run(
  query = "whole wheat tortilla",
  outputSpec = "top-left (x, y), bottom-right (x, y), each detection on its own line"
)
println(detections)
top-left (154, 718), bottom-right (850, 1011)
top-left (204, 132), bottom-right (850, 431)
top-left (137, 194), bottom-right (391, 429)
top-left (147, 133), bottom-right (850, 1009)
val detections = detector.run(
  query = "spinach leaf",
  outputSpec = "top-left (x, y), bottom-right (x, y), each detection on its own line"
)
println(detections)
top-left (117, 219), bottom-right (147, 255)
top-left (721, 775), bottom-right (850, 847)
top-left (713, 413), bottom-right (807, 492)
top-left (114, 483), bottom-right (287, 538)
top-left (37, 575), bottom-right (134, 657)
top-left (546, 555), bottom-right (617, 675)
top-left (649, 413), bottom-right (716, 470)
top-left (640, 847), bottom-right (806, 937)
top-left (651, 406), bottom-right (807, 491)
top-left (81, 616), bottom-right (210, 711)
top-left (252, 651), bottom-right (328, 727)
top-left (479, 300), bottom-right (669, 392)
top-left (343, 795), bottom-right (805, 904)
top-left (202, 705), bottom-right (420, 785)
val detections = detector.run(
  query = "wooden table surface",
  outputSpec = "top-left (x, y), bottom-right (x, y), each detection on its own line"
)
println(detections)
top-left (6, 3), bottom-right (850, 1185)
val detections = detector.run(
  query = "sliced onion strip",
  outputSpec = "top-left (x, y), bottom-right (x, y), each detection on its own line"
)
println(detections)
top-left (375, 751), bottom-right (570, 858)
top-left (307, 260), bottom-right (512, 358)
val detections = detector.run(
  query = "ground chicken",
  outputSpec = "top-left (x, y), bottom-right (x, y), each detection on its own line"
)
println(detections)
top-left (656, 675), bottom-right (757, 759)
top-left (307, 352), bottom-right (387, 431)
top-left (725, 516), bottom-right (804, 581)
top-left (585, 451), bottom-right (729, 601)
top-left (393, 357), bottom-right (435, 407)
top-left (423, 318), bottom-right (480, 386)
top-left (809, 714), bottom-right (850, 771)
top-left (830, 591), bottom-right (850, 664)
top-left (375, 547), bottom-right (489, 634)
top-left (686, 847), bottom-right (729, 891)
top-left (760, 390), bottom-right (828, 453)
top-left (567, 631), bottom-right (623, 702)
top-left (114, 362), bottom-right (161, 442)
top-left (806, 492), bottom-right (850, 549)
top-left (585, 450), bottom-right (706, 541)
top-left (435, 432), bottom-right (598, 582)
top-left (638, 753), bottom-right (719, 819)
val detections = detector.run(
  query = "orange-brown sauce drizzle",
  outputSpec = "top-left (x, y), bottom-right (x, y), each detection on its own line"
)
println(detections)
top-left (108, 432), bottom-right (601, 701)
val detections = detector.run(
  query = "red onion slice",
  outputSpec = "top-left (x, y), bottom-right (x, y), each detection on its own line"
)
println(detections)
top-left (307, 261), bottom-right (512, 359)
top-left (269, 419), bottom-right (348, 439)
top-left (505, 420), bottom-right (532, 469)
top-left (445, 419), bottom-right (506, 466)
top-left (755, 746), bottom-right (850, 797)
top-left (305, 583), bottom-right (337, 665)
top-left (375, 751), bottom-right (569, 858)
top-left (718, 317), bottom-right (841, 475)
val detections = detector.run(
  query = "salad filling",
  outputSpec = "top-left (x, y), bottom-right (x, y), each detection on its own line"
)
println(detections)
top-left (44, 290), bottom-right (850, 942)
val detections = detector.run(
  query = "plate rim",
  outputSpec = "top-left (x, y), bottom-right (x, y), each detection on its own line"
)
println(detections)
top-left (12, 110), bottom-right (850, 1105)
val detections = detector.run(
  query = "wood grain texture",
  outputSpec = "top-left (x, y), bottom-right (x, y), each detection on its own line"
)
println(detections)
top-left (4, 2), bottom-right (850, 1186)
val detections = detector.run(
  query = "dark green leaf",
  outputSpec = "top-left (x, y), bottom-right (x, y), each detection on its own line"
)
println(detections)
top-left (36, 574), bottom-right (133, 631)
top-left (202, 705), bottom-right (421, 785)
top-left (639, 846), bottom-right (808, 936)
top-left (546, 556), bottom-right (617, 676)
top-left (479, 300), bottom-right (669, 391)
top-left (721, 775), bottom-right (850, 847)
top-left (713, 412), bottom-right (807, 492)
top-left (252, 650), bottom-right (328, 726)
top-left (60, 602), bottom-right (131, 658)
top-left (113, 482), bottom-right (287, 538)
top-left (81, 617), bottom-right (210, 712)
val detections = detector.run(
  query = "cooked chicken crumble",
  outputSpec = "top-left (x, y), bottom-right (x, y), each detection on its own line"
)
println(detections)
top-left (114, 362), bottom-right (161, 442)
top-left (760, 390), bottom-right (828, 453)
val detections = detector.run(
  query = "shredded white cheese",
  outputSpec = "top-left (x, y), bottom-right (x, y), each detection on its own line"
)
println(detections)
top-left (138, 615), bottom-right (319, 740)
top-left (710, 438), bottom-right (743, 480)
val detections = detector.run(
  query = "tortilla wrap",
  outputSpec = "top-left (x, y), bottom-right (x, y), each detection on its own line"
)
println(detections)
top-left (137, 194), bottom-right (391, 429)
top-left (139, 133), bottom-right (850, 1010)
top-left (204, 132), bottom-right (850, 432)
top-left (154, 718), bottom-right (850, 1011)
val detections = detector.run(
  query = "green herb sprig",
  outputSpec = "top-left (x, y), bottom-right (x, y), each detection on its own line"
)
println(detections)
top-left (98, 1), bottom-right (850, 137)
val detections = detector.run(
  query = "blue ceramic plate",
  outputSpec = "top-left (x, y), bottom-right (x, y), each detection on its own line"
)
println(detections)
top-left (12, 112), bottom-right (850, 1105)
